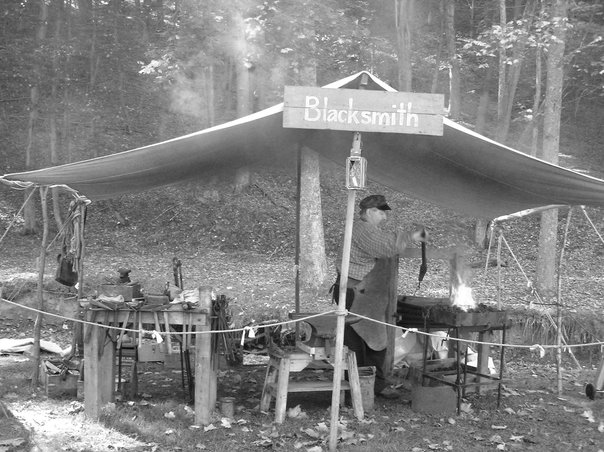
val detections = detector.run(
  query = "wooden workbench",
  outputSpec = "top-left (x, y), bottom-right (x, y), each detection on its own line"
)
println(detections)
top-left (83, 286), bottom-right (216, 425)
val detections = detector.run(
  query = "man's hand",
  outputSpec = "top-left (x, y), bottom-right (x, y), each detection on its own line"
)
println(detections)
top-left (411, 229), bottom-right (427, 242)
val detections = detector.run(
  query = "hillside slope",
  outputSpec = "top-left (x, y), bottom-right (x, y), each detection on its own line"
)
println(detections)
top-left (2, 164), bottom-right (604, 352)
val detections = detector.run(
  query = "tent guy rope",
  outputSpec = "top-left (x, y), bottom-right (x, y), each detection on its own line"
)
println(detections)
top-left (2, 296), bottom-right (604, 351)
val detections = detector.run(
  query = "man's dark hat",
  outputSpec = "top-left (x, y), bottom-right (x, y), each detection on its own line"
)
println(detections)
top-left (359, 194), bottom-right (391, 211)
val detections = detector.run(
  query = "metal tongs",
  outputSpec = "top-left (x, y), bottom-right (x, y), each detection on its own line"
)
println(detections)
top-left (415, 229), bottom-right (428, 294)
top-left (172, 257), bottom-right (183, 289)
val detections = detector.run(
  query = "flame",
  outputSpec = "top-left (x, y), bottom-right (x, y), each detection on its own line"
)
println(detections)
top-left (449, 254), bottom-right (476, 311)
top-left (451, 282), bottom-right (477, 311)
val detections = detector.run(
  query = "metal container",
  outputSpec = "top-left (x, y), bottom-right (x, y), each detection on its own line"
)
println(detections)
top-left (219, 396), bottom-right (235, 418)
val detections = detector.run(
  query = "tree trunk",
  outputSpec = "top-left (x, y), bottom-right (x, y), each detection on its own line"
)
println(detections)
top-left (527, 0), bottom-right (545, 157)
top-left (444, 0), bottom-right (460, 120)
top-left (296, 20), bottom-right (327, 292)
top-left (517, 37), bottom-right (543, 156)
top-left (537, 0), bottom-right (568, 294)
top-left (31, 187), bottom-right (49, 388)
top-left (495, 0), bottom-right (507, 142)
top-left (299, 147), bottom-right (328, 290)
top-left (51, 0), bottom-right (64, 232)
top-left (205, 65), bottom-right (215, 126)
top-left (475, 63), bottom-right (493, 134)
top-left (234, 11), bottom-right (251, 193)
top-left (498, 0), bottom-right (537, 143)
top-left (473, 62), bottom-right (493, 247)
top-left (395, 0), bottom-right (415, 91)
top-left (23, 0), bottom-right (49, 235)
top-left (430, 1), bottom-right (444, 94)
top-left (89, 2), bottom-right (98, 91)
top-left (23, 189), bottom-right (38, 235)
top-left (531, 40), bottom-right (543, 158)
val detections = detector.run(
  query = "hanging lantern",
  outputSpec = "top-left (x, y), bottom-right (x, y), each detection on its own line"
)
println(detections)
top-left (346, 156), bottom-right (367, 189)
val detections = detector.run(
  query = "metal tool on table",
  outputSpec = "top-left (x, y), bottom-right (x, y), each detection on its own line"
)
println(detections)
top-left (117, 267), bottom-right (132, 284)
top-left (116, 310), bottom-right (131, 393)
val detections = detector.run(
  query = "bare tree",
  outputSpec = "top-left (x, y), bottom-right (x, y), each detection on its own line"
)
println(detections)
top-left (537, 0), bottom-right (569, 294)
top-left (233, 7), bottom-right (253, 193)
top-left (475, 0), bottom-right (537, 247)
top-left (430, 1), bottom-right (444, 94)
top-left (496, 0), bottom-right (537, 143)
top-left (23, 0), bottom-right (50, 235)
top-left (395, 0), bottom-right (415, 91)
top-left (50, 0), bottom-right (66, 232)
top-left (297, 16), bottom-right (328, 292)
top-left (444, 0), bottom-right (460, 120)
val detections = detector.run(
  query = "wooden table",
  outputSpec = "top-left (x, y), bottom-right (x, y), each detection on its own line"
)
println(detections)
top-left (83, 286), bottom-right (216, 425)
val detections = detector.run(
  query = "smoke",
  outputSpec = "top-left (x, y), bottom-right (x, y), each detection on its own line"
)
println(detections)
top-left (169, 72), bottom-right (207, 120)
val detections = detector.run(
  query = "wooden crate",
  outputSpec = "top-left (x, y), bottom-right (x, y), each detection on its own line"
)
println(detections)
top-left (40, 367), bottom-right (79, 397)
top-left (137, 342), bottom-right (167, 362)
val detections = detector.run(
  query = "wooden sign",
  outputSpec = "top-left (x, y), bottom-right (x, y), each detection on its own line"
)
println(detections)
top-left (283, 86), bottom-right (444, 136)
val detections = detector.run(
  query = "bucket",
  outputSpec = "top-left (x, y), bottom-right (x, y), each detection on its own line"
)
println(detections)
top-left (357, 366), bottom-right (376, 411)
top-left (219, 396), bottom-right (235, 418)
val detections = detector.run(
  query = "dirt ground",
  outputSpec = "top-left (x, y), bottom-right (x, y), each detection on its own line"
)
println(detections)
top-left (1, 313), bottom-right (604, 452)
top-left (2, 206), bottom-right (604, 451)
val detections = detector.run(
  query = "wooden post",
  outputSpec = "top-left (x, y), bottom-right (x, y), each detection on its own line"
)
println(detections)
top-left (476, 330), bottom-right (493, 393)
top-left (329, 187), bottom-right (356, 451)
top-left (496, 232), bottom-right (502, 309)
top-left (195, 286), bottom-right (216, 425)
top-left (75, 202), bottom-right (87, 356)
top-left (556, 207), bottom-right (573, 395)
top-left (31, 186), bottom-right (49, 387)
top-left (383, 256), bottom-right (399, 377)
top-left (84, 320), bottom-right (115, 418)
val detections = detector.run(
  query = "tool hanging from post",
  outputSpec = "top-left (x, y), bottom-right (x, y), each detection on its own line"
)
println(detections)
top-left (173, 257), bottom-right (183, 289)
top-left (415, 228), bottom-right (428, 294)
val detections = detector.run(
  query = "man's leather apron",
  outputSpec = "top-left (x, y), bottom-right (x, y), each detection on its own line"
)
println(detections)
top-left (348, 257), bottom-right (398, 351)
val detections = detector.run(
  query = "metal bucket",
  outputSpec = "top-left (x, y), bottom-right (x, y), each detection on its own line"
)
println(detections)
top-left (357, 366), bottom-right (376, 411)
top-left (219, 396), bottom-right (235, 418)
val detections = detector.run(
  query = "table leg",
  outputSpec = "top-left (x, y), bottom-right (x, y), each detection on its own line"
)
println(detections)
top-left (195, 287), bottom-right (216, 425)
top-left (84, 322), bottom-right (115, 419)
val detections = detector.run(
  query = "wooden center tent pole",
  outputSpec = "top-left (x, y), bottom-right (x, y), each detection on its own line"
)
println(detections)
top-left (329, 73), bottom-right (368, 451)
top-left (329, 132), bottom-right (361, 451)
top-left (295, 144), bottom-right (302, 341)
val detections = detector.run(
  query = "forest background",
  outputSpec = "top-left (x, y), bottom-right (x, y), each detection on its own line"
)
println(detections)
top-left (0, 0), bottom-right (603, 295)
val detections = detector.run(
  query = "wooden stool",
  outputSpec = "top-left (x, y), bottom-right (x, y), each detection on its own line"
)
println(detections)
top-left (260, 346), bottom-right (364, 423)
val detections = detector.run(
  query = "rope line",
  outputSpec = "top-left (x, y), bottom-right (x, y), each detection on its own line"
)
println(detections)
top-left (0, 188), bottom-right (36, 246)
top-left (2, 296), bottom-right (604, 350)
top-left (581, 206), bottom-right (604, 246)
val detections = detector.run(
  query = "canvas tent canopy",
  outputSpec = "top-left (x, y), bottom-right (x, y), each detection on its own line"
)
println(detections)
top-left (3, 71), bottom-right (604, 218)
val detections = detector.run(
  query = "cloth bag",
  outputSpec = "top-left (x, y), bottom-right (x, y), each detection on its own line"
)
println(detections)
top-left (55, 253), bottom-right (78, 286)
